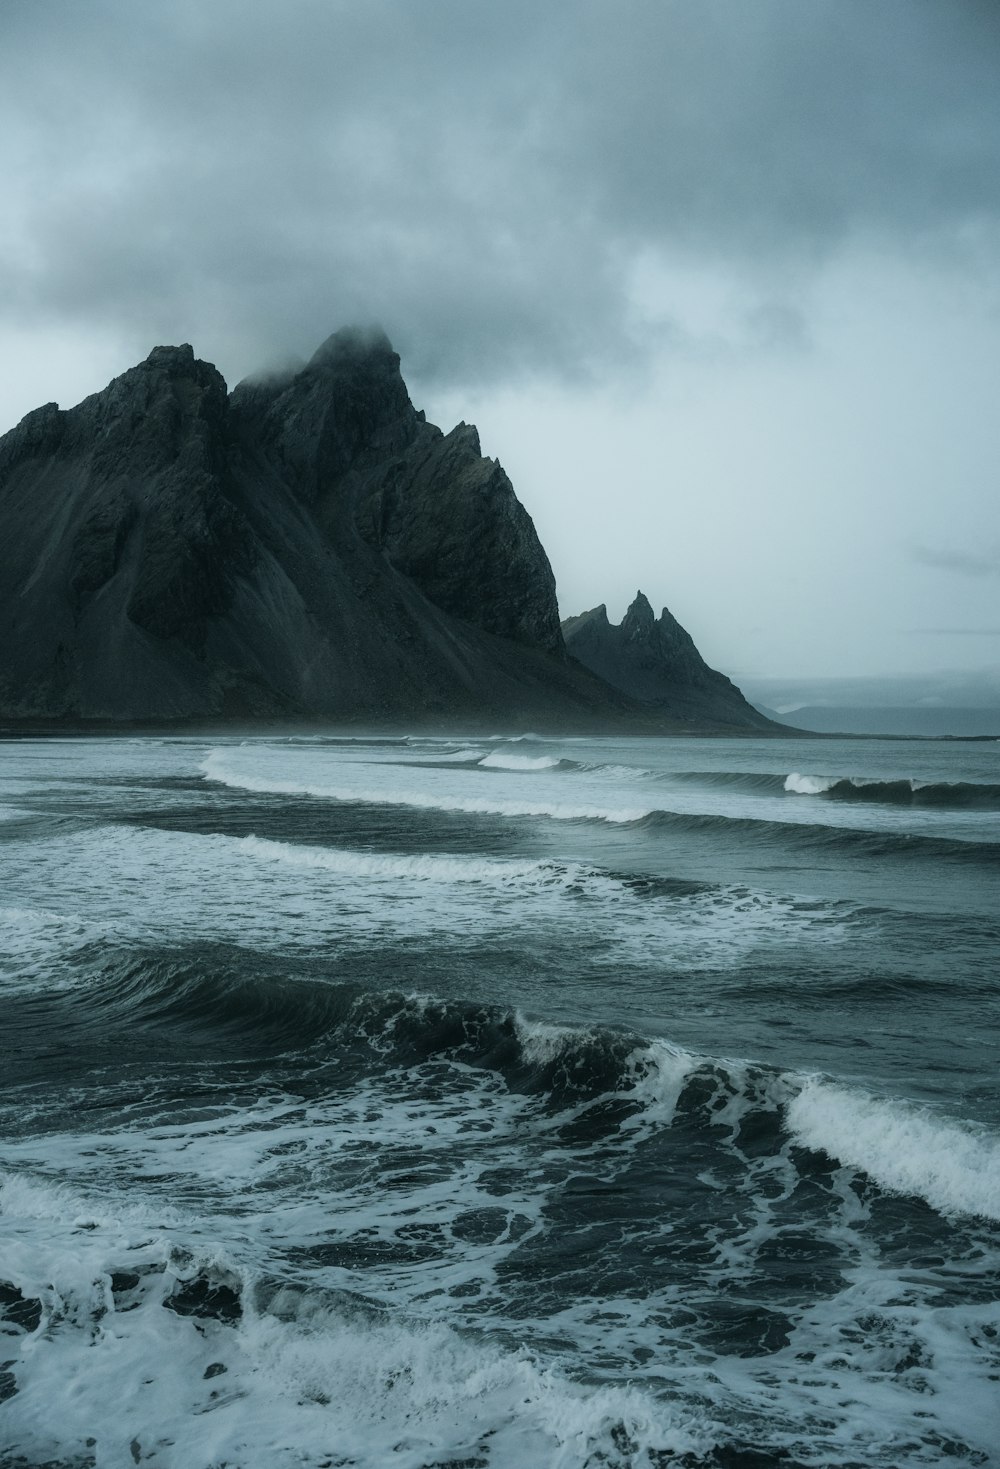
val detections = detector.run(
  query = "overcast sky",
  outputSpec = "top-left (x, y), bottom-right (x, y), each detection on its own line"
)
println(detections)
top-left (2, 0), bottom-right (999, 681)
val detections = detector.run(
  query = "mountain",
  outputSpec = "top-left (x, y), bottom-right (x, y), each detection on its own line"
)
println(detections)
top-left (562, 593), bottom-right (772, 730)
top-left (0, 329), bottom-right (766, 730)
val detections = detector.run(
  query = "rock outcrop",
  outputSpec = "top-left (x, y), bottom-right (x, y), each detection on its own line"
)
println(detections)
top-left (0, 329), bottom-right (768, 730)
top-left (563, 593), bottom-right (771, 730)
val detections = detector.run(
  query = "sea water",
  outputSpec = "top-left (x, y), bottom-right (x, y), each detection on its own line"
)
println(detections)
top-left (0, 731), bottom-right (997, 1468)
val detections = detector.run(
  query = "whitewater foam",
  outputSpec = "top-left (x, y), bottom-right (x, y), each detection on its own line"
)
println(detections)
top-left (785, 772), bottom-right (838, 795)
top-left (513, 1013), bottom-right (579, 1064)
top-left (201, 751), bottom-right (650, 824)
top-left (621, 1039), bottom-right (700, 1130)
top-left (0, 905), bottom-right (107, 990)
top-left (478, 751), bottom-right (564, 771)
top-left (234, 833), bottom-right (568, 887)
top-left (785, 1080), bottom-right (1000, 1221)
top-left (0, 1269), bottom-right (707, 1469)
top-left (5, 731), bottom-right (1000, 1465)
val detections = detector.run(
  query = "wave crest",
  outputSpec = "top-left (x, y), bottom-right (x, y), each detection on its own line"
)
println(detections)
top-left (786, 772), bottom-right (1000, 808)
top-left (234, 834), bottom-right (569, 887)
top-left (478, 752), bottom-right (566, 771)
top-left (785, 1080), bottom-right (1000, 1221)
top-left (200, 751), bottom-right (648, 824)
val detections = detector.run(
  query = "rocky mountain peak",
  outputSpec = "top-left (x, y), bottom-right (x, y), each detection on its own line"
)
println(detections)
top-left (134, 343), bottom-right (228, 400)
top-left (144, 342), bottom-right (194, 369)
top-left (621, 591), bottom-right (656, 642)
top-left (308, 324), bottom-right (397, 369)
top-left (563, 593), bottom-right (770, 729)
top-left (230, 324), bottom-right (418, 498)
top-left (0, 327), bottom-right (580, 720)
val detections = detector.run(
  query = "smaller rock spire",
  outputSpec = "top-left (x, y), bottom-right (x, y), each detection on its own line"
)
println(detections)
top-left (621, 590), bottom-right (656, 642)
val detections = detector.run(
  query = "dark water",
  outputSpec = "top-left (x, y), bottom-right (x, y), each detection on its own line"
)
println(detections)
top-left (1, 733), bottom-right (998, 1468)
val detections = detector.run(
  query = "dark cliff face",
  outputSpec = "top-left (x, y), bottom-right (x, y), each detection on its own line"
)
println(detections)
top-left (0, 330), bottom-right (594, 723)
top-left (563, 592), bottom-right (772, 730)
top-left (231, 329), bottom-right (563, 653)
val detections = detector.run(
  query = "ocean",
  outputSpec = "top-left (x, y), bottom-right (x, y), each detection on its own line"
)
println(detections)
top-left (0, 731), bottom-right (998, 1468)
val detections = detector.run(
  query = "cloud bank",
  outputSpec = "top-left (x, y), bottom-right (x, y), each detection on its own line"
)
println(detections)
top-left (3, 0), bottom-right (1000, 386)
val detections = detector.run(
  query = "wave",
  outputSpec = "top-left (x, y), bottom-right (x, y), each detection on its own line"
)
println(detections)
top-left (677, 769), bottom-right (1000, 809)
top-left (230, 833), bottom-right (573, 887)
top-left (477, 751), bottom-right (568, 772)
top-left (786, 1080), bottom-right (1000, 1222)
top-left (395, 746), bottom-right (492, 766)
top-left (72, 957), bottom-right (698, 1115)
top-left (0, 904), bottom-right (109, 990)
top-left (674, 770), bottom-right (790, 795)
top-left (201, 752), bottom-right (649, 823)
top-left (66, 954), bottom-right (706, 1143)
top-left (202, 752), bottom-right (1000, 860)
top-left (786, 772), bottom-right (1000, 808)
top-left (62, 954), bottom-right (1000, 1223)
top-left (407, 751), bottom-right (576, 772)
top-left (637, 807), bottom-right (1000, 862)
top-left (0, 1182), bottom-right (707, 1469)
top-left (0, 1165), bottom-right (184, 1232)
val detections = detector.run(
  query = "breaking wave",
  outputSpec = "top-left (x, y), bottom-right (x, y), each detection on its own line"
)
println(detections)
top-left (227, 833), bottom-right (573, 887)
top-left (68, 956), bottom-right (698, 1115)
top-left (786, 1080), bottom-right (1000, 1222)
top-left (786, 772), bottom-right (1000, 807)
top-left (477, 751), bottom-right (568, 771)
top-left (55, 956), bottom-right (1000, 1223)
top-left (677, 769), bottom-right (1000, 808)
top-left (200, 751), bottom-right (649, 823)
top-left (201, 752), bottom-right (1000, 860)
top-left (0, 1168), bottom-right (708, 1469)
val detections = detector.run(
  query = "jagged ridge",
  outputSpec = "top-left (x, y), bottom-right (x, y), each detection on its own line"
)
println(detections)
top-left (563, 592), bottom-right (771, 729)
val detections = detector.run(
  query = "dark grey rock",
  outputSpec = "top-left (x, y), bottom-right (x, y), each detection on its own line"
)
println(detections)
top-left (563, 592), bottom-right (773, 730)
top-left (164, 1273), bottom-right (242, 1324)
top-left (0, 1280), bottom-right (42, 1333)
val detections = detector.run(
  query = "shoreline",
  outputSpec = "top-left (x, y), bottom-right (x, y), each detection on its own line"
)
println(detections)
top-left (0, 718), bottom-right (993, 742)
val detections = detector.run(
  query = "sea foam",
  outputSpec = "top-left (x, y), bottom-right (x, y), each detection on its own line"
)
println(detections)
top-left (478, 752), bottom-right (564, 771)
top-left (0, 1283), bottom-right (707, 1469)
top-left (784, 772), bottom-right (838, 795)
top-left (201, 752), bottom-right (650, 824)
top-left (233, 834), bottom-right (566, 886)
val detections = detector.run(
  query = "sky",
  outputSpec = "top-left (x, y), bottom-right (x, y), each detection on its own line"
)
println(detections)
top-left (2, 0), bottom-right (999, 686)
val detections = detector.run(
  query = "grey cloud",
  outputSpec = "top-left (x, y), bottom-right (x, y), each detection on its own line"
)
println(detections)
top-left (3, 0), bottom-right (1000, 386)
top-left (910, 545), bottom-right (1000, 578)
